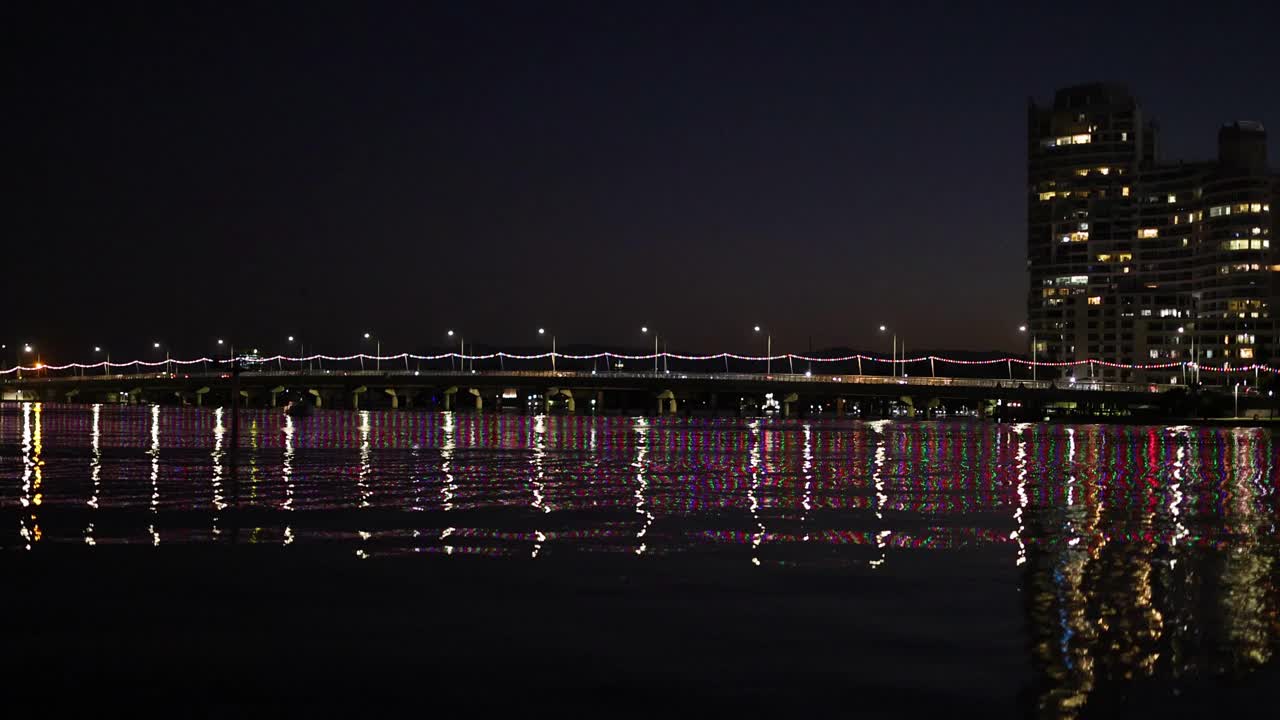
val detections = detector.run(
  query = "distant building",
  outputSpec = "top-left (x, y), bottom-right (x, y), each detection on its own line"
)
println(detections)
top-left (1027, 84), bottom-right (1278, 384)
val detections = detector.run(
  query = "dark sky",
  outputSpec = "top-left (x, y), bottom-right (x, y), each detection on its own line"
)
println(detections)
top-left (5, 1), bottom-right (1280, 360)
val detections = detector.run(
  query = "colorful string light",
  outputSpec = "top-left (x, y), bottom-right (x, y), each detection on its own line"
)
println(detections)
top-left (3, 350), bottom-right (1276, 376)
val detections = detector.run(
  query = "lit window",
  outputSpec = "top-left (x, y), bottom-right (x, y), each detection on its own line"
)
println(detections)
top-left (1096, 254), bottom-right (1112, 262)
top-left (1138, 228), bottom-right (1159, 238)
top-left (1251, 203), bottom-right (1262, 213)
top-left (1038, 191), bottom-right (1057, 201)
top-left (1167, 194), bottom-right (1176, 203)
top-left (1069, 231), bottom-right (1089, 242)
top-left (1042, 133), bottom-right (1092, 148)
top-left (1252, 227), bottom-right (1262, 235)
top-left (1210, 205), bottom-right (1230, 217)
top-left (1240, 348), bottom-right (1254, 359)
top-left (1087, 296), bottom-right (1102, 305)
top-left (1098, 167), bottom-right (1110, 175)
top-left (1121, 186), bottom-right (1130, 197)
top-left (1121, 131), bottom-right (1128, 141)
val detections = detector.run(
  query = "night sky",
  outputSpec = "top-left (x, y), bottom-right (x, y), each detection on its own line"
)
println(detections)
top-left (6, 1), bottom-right (1280, 360)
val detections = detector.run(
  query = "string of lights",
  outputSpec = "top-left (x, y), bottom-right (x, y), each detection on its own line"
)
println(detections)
top-left (1, 351), bottom-right (1273, 375)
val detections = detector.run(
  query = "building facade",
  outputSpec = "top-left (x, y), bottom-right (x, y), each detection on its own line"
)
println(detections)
top-left (1028, 84), bottom-right (1278, 384)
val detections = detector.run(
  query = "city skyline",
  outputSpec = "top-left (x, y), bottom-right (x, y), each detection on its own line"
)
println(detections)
top-left (6, 3), bottom-right (1280, 356)
top-left (1027, 84), bottom-right (1278, 383)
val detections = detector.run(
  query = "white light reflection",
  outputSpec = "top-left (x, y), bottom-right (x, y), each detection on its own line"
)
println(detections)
top-left (1168, 427), bottom-right (1189, 557)
top-left (868, 419), bottom-right (888, 569)
top-left (748, 419), bottom-right (764, 566)
top-left (282, 414), bottom-right (295, 512)
top-left (633, 417), bottom-right (652, 555)
top-left (1010, 422), bottom-right (1031, 567)
top-left (149, 404), bottom-right (160, 546)
top-left (211, 408), bottom-right (226, 540)
top-left (531, 414), bottom-right (548, 558)
top-left (441, 410), bottom-right (456, 512)
top-left (86, 404), bottom-right (101, 546)
top-left (439, 410), bottom-right (457, 552)
top-left (18, 403), bottom-right (35, 549)
top-left (801, 423), bottom-right (813, 542)
top-left (358, 410), bottom-right (371, 558)
top-left (358, 410), bottom-right (371, 508)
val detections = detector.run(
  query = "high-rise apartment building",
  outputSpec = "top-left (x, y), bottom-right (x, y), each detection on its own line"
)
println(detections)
top-left (1027, 84), bottom-right (1278, 383)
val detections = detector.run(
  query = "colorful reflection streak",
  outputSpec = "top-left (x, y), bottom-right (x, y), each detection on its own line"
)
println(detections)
top-left (0, 406), bottom-right (1277, 712)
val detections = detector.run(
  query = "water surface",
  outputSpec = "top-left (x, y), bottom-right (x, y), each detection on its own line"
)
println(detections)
top-left (2, 404), bottom-right (1277, 715)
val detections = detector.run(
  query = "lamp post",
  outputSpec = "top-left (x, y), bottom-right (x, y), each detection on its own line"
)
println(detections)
top-left (1177, 327), bottom-right (1186, 384)
top-left (286, 335), bottom-right (307, 371)
top-left (20, 344), bottom-right (33, 379)
top-left (1019, 325), bottom-right (1037, 382)
top-left (754, 325), bottom-right (771, 375)
top-left (215, 338), bottom-right (232, 373)
top-left (154, 342), bottom-right (170, 374)
top-left (641, 326), bottom-right (664, 373)
top-left (538, 328), bottom-right (556, 372)
top-left (1234, 382), bottom-right (1240, 419)
top-left (880, 325), bottom-right (897, 378)
top-left (363, 332), bottom-right (380, 371)
top-left (447, 330), bottom-right (466, 372)
top-left (94, 346), bottom-right (109, 376)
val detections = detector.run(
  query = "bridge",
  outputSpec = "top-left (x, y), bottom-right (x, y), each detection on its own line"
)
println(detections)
top-left (1, 368), bottom-right (1261, 420)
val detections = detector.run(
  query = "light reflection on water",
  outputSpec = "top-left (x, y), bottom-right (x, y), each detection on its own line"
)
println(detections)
top-left (1, 403), bottom-right (1278, 713)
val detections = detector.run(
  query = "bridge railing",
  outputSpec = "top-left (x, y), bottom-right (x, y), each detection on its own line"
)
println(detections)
top-left (1, 368), bottom-right (1169, 393)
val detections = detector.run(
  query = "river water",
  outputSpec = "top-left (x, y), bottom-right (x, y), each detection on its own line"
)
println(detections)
top-left (2, 403), bottom-right (1277, 714)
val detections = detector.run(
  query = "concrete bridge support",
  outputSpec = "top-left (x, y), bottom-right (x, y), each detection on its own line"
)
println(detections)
top-left (656, 390), bottom-right (678, 415)
top-left (781, 392), bottom-right (799, 418)
top-left (351, 385), bottom-right (368, 410)
top-left (835, 397), bottom-right (846, 417)
top-left (384, 388), bottom-right (399, 409)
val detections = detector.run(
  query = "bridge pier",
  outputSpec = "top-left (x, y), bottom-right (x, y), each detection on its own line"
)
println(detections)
top-left (351, 385), bottom-right (367, 410)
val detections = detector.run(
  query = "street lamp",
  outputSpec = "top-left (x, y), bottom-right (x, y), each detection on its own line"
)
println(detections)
top-left (880, 325), bottom-right (898, 378)
top-left (754, 325), bottom-right (771, 375)
top-left (362, 332), bottom-right (380, 371)
top-left (538, 328), bottom-right (556, 372)
top-left (1019, 325), bottom-right (1036, 382)
top-left (19, 343), bottom-right (33, 379)
top-left (641, 326), bottom-right (665, 373)
top-left (285, 335), bottom-right (307, 371)
top-left (1176, 327), bottom-right (1186, 384)
top-left (153, 342), bottom-right (170, 374)
top-left (447, 330), bottom-right (467, 372)
top-left (94, 346), bottom-right (110, 376)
